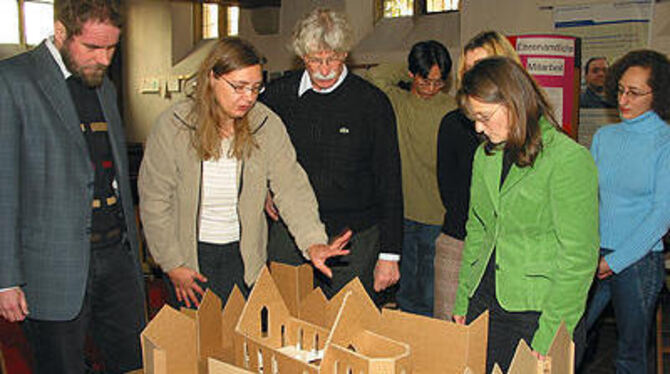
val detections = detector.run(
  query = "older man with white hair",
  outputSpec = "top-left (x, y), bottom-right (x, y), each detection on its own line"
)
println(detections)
top-left (261, 8), bottom-right (402, 304)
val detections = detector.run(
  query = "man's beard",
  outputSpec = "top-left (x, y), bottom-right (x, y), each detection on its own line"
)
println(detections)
top-left (60, 40), bottom-right (107, 88)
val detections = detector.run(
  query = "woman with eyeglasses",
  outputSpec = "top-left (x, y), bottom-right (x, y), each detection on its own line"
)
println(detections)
top-left (451, 57), bottom-right (599, 372)
top-left (584, 49), bottom-right (670, 373)
top-left (138, 37), bottom-right (351, 309)
top-left (434, 30), bottom-right (521, 321)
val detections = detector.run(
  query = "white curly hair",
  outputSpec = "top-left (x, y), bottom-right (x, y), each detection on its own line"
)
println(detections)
top-left (291, 8), bottom-right (353, 57)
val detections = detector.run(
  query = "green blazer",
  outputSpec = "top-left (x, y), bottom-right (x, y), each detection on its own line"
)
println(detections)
top-left (452, 118), bottom-right (599, 354)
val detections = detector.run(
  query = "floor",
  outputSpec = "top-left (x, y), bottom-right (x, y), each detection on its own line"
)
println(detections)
top-left (579, 290), bottom-right (670, 374)
top-left (0, 275), bottom-right (169, 374)
top-left (1, 279), bottom-right (668, 373)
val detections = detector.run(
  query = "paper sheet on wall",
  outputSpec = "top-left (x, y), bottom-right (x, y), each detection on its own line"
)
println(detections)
top-left (553, 1), bottom-right (653, 67)
top-left (543, 86), bottom-right (565, 126)
top-left (577, 108), bottom-right (619, 149)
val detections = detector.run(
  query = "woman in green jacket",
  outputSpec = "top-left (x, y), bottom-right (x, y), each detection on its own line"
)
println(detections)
top-left (451, 57), bottom-right (599, 372)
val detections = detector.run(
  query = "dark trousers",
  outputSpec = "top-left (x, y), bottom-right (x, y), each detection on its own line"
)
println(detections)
top-left (584, 250), bottom-right (664, 374)
top-left (165, 241), bottom-right (249, 309)
top-left (466, 253), bottom-right (586, 373)
top-left (22, 240), bottom-right (146, 374)
top-left (396, 219), bottom-right (441, 316)
top-left (267, 219), bottom-right (381, 304)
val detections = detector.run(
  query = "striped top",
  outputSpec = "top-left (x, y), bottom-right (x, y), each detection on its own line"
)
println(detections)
top-left (198, 138), bottom-right (240, 244)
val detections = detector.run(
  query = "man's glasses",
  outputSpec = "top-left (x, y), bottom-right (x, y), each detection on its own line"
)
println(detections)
top-left (220, 76), bottom-right (265, 95)
top-left (415, 76), bottom-right (446, 89)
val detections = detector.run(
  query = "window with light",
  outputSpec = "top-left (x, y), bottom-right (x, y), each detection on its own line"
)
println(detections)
top-left (426, 0), bottom-right (459, 13)
top-left (200, 3), bottom-right (239, 40)
top-left (0, 0), bottom-right (54, 46)
top-left (380, 0), bottom-right (459, 18)
top-left (227, 6), bottom-right (239, 36)
top-left (383, 0), bottom-right (414, 17)
top-left (202, 3), bottom-right (219, 39)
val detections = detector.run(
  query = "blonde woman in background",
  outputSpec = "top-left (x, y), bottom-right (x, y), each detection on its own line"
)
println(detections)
top-left (434, 31), bottom-right (520, 320)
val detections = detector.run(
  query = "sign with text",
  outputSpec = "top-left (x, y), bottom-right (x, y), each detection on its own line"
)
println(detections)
top-left (509, 35), bottom-right (581, 139)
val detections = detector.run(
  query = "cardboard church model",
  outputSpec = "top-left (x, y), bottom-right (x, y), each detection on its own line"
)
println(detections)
top-left (141, 262), bottom-right (574, 374)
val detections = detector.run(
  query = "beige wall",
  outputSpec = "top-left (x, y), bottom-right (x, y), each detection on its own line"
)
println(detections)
top-left (121, 0), bottom-right (670, 144)
top-left (352, 12), bottom-right (460, 65)
top-left (241, 1), bottom-right (459, 71)
top-left (123, 0), bottom-right (463, 143)
top-left (1, 0), bottom-right (667, 144)
top-left (460, 0), bottom-right (555, 46)
top-left (651, 1), bottom-right (670, 54)
top-left (0, 44), bottom-right (28, 60)
top-left (123, 0), bottom-right (172, 143)
top-left (123, 0), bottom-right (217, 143)
top-left (171, 2), bottom-right (196, 65)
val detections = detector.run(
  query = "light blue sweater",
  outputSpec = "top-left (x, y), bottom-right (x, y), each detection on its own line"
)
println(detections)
top-left (591, 110), bottom-right (670, 273)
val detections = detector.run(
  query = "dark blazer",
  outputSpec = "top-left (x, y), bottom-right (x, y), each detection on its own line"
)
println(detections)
top-left (0, 42), bottom-right (144, 321)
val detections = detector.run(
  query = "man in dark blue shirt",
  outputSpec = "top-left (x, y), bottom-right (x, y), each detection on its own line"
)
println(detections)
top-left (580, 57), bottom-right (615, 109)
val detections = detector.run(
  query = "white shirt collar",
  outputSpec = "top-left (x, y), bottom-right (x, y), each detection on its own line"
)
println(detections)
top-left (45, 36), bottom-right (72, 79)
top-left (298, 65), bottom-right (348, 97)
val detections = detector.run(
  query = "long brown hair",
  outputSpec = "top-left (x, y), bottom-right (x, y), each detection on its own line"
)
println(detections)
top-left (458, 57), bottom-right (560, 167)
top-left (191, 37), bottom-right (262, 160)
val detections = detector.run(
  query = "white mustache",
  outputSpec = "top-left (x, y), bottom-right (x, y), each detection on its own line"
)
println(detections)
top-left (312, 70), bottom-right (337, 80)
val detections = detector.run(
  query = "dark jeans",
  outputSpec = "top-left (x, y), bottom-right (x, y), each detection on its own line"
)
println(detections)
top-left (267, 219), bottom-right (309, 267)
top-left (22, 240), bottom-right (146, 374)
top-left (165, 241), bottom-right (249, 309)
top-left (584, 250), bottom-right (665, 374)
top-left (267, 219), bottom-right (381, 303)
top-left (396, 219), bottom-right (441, 316)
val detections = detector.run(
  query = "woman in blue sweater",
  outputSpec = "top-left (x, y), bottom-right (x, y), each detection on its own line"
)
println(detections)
top-left (585, 49), bottom-right (670, 373)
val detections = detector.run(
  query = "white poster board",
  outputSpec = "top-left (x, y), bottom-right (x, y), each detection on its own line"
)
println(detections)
top-left (554, 1), bottom-right (653, 69)
top-left (577, 109), bottom-right (619, 149)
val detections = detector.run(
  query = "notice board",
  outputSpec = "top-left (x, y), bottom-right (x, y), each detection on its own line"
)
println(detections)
top-left (508, 35), bottom-right (581, 139)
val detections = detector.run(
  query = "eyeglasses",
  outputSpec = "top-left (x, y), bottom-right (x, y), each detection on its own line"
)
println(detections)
top-left (467, 104), bottom-right (502, 124)
top-left (304, 54), bottom-right (346, 68)
top-left (220, 77), bottom-right (265, 95)
top-left (617, 85), bottom-right (651, 99)
top-left (415, 77), bottom-right (446, 89)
